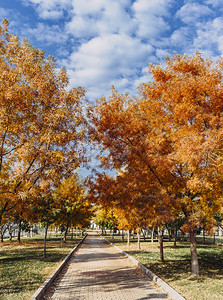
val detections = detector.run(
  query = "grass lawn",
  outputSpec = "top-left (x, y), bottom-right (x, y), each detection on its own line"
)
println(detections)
top-left (0, 234), bottom-right (82, 300)
top-left (106, 235), bottom-right (223, 300)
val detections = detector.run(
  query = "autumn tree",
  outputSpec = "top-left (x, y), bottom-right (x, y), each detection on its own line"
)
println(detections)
top-left (89, 168), bottom-right (169, 255)
top-left (10, 197), bottom-right (31, 242)
top-left (29, 181), bottom-right (60, 258)
top-left (140, 53), bottom-right (223, 275)
top-left (54, 175), bottom-right (91, 242)
top-left (89, 53), bottom-right (223, 276)
top-left (0, 19), bottom-right (87, 226)
top-left (93, 205), bottom-right (118, 236)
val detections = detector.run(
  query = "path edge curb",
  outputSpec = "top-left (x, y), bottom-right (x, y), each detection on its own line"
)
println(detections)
top-left (31, 234), bottom-right (87, 300)
top-left (103, 236), bottom-right (186, 300)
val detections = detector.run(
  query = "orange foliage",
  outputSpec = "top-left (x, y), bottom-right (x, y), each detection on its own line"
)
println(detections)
top-left (90, 53), bottom-right (223, 233)
top-left (90, 53), bottom-right (223, 275)
top-left (0, 20), bottom-right (87, 225)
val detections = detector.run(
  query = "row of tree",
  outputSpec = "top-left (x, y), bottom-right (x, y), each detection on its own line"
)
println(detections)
top-left (88, 53), bottom-right (223, 276)
top-left (0, 19), bottom-right (91, 255)
top-left (0, 20), bottom-right (222, 274)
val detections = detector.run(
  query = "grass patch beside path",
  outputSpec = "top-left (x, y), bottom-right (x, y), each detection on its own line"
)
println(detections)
top-left (106, 235), bottom-right (223, 300)
top-left (0, 235), bottom-right (82, 300)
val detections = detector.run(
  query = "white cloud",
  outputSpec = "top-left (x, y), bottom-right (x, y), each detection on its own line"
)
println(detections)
top-left (66, 0), bottom-right (136, 38)
top-left (22, 0), bottom-right (72, 19)
top-left (133, 0), bottom-right (172, 15)
top-left (135, 15), bottom-right (170, 39)
top-left (0, 8), bottom-right (20, 28)
top-left (15, 0), bottom-right (223, 101)
top-left (193, 17), bottom-right (223, 56)
top-left (205, 0), bottom-right (223, 7)
top-left (66, 0), bottom-right (174, 41)
top-left (170, 27), bottom-right (192, 48)
top-left (132, 0), bottom-right (173, 39)
top-left (24, 23), bottom-right (67, 45)
top-left (71, 0), bottom-right (131, 15)
top-left (155, 48), bottom-right (171, 60)
top-left (66, 34), bottom-right (153, 99)
top-left (133, 66), bottom-right (153, 91)
top-left (0, 8), bottom-right (10, 19)
top-left (176, 3), bottom-right (213, 24)
top-left (66, 15), bottom-right (98, 39)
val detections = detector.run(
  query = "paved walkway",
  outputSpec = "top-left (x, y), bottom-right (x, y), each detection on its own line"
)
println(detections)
top-left (45, 235), bottom-right (169, 300)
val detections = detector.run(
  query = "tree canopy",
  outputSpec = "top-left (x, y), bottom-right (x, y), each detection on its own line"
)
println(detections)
top-left (0, 19), bottom-right (87, 226)
top-left (89, 53), bottom-right (223, 275)
top-left (1, 20), bottom-right (222, 275)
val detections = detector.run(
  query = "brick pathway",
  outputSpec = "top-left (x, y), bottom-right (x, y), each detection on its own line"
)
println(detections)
top-left (45, 235), bottom-right (169, 300)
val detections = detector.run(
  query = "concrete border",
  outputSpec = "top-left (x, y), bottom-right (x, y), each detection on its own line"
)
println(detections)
top-left (31, 234), bottom-right (87, 300)
top-left (103, 236), bottom-right (186, 300)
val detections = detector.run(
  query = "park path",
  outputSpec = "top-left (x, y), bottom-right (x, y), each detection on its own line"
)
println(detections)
top-left (45, 235), bottom-right (169, 300)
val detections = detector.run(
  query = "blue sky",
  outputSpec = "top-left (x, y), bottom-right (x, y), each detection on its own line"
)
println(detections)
top-left (1, 0), bottom-right (223, 101)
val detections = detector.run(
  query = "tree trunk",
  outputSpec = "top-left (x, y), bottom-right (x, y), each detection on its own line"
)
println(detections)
top-left (0, 224), bottom-right (7, 242)
top-left (158, 227), bottom-right (164, 262)
top-left (63, 222), bottom-right (69, 243)
top-left (168, 228), bottom-right (172, 241)
top-left (151, 227), bottom-right (154, 243)
top-left (132, 230), bottom-right (135, 239)
top-left (43, 224), bottom-right (49, 259)
top-left (71, 227), bottom-right (73, 240)
top-left (181, 230), bottom-right (185, 241)
top-left (203, 229), bottom-right (205, 244)
top-left (122, 229), bottom-right (124, 241)
top-left (146, 228), bottom-right (149, 238)
top-left (189, 230), bottom-right (199, 276)
top-left (137, 229), bottom-right (141, 250)
top-left (127, 230), bottom-right (130, 246)
top-left (142, 229), bottom-right (146, 241)
top-left (61, 233), bottom-right (63, 247)
top-left (112, 228), bottom-right (114, 241)
top-left (0, 226), bottom-right (4, 242)
top-left (174, 225), bottom-right (177, 247)
top-left (9, 230), bottom-right (13, 241)
top-left (17, 220), bottom-right (22, 243)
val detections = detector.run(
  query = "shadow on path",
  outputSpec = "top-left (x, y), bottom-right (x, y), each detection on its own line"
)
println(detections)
top-left (44, 236), bottom-right (169, 300)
